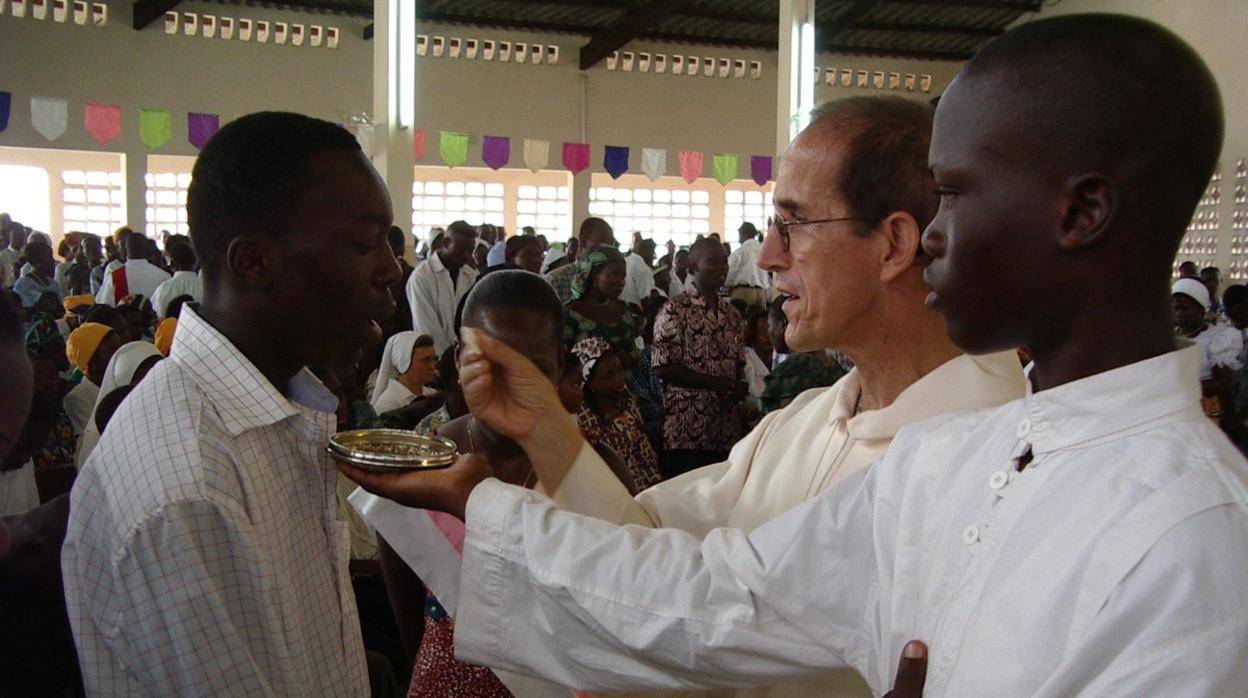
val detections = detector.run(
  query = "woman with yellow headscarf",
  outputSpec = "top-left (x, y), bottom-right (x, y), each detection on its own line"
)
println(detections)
top-left (62, 322), bottom-right (121, 440)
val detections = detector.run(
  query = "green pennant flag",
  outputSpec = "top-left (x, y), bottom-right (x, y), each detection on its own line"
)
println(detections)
top-left (439, 131), bottom-right (469, 168)
top-left (139, 108), bottom-right (171, 150)
top-left (712, 153), bottom-right (738, 185)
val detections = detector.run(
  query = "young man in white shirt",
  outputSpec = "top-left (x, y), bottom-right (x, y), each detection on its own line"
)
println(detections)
top-left (94, 232), bottom-right (171, 306)
top-left (342, 14), bottom-right (1248, 698)
top-left (64, 112), bottom-right (401, 696)
top-left (621, 238), bottom-right (658, 306)
top-left (725, 222), bottom-right (769, 308)
top-left (406, 219), bottom-right (478, 354)
top-left (149, 240), bottom-right (202, 318)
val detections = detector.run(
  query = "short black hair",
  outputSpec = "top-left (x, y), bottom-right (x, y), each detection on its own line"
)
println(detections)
top-left (446, 220), bottom-right (477, 240)
top-left (960, 14), bottom-right (1222, 252)
top-left (164, 294), bottom-right (195, 319)
top-left (187, 111), bottom-right (362, 274)
top-left (125, 233), bottom-right (152, 260)
top-left (505, 234), bottom-right (541, 261)
top-left (84, 304), bottom-right (122, 327)
top-left (1222, 284), bottom-right (1248, 309)
top-left (461, 269), bottom-right (563, 351)
top-left (167, 241), bottom-right (196, 271)
top-left (387, 225), bottom-right (407, 255)
top-left (437, 343), bottom-right (459, 391)
top-left (22, 239), bottom-right (51, 265)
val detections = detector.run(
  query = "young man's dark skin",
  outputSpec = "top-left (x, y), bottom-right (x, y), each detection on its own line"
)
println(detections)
top-left (197, 149), bottom-right (401, 388)
top-left (655, 239), bottom-right (746, 400)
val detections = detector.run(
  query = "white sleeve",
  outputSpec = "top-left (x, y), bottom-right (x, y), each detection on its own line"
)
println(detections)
top-left (407, 269), bottom-right (448, 353)
top-left (95, 274), bottom-right (115, 306)
top-left (454, 466), bottom-right (877, 692)
top-left (1036, 505), bottom-right (1248, 697)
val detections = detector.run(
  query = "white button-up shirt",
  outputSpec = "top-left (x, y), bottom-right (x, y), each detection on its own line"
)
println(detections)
top-left (94, 259), bottom-right (172, 306)
top-left (622, 252), bottom-right (657, 306)
top-left (62, 306), bottom-right (369, 697)
top-left (455, 345), bottom-right (1248, 697)
top-left (150, 270), bottom-right (202, 318)
top-left (406, 251), bottom-right (478, 354)
top-left (726, 237), bottom-right (769, 289)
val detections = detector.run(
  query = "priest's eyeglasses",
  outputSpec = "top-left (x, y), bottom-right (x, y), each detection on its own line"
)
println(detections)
top-left (767, 214), bottom-right (885, 252)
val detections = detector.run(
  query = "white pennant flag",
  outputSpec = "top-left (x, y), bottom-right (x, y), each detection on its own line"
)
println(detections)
top-left (641, 147), bottom-right (667, 181)
top-left (523, 138), bottom-right (550, 173)
top-left (31, 96), bottom-right (68, 141)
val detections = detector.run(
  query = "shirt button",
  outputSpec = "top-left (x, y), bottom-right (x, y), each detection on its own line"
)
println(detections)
top-left (962, 524), bottom-right (981, 545)
top-left (1016, 419), bottom-right (1031, 438)
top-left (989, 470), bottom-right (1009, 491)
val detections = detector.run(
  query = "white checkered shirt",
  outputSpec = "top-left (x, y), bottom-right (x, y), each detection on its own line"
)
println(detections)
top-left (62, 306), bottom-right (369, 697)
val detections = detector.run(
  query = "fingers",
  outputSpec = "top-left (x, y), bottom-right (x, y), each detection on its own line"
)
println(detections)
top-left (884, 640), bottom-right (927, 698)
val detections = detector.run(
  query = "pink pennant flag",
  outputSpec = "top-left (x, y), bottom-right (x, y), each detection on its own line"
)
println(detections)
top-left (562, 141), bottom-right (590, 174)
top-left (187, 112), bottom-right (219, 150)
top-left (413, 128), bottom-right (426, 159)
top-left (84, 102), bottom-right (121, 145)
top-left (678, 150), bottom-right (704, 184)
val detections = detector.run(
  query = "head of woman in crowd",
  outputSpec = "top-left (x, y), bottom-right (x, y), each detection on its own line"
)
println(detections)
top-left (94, 385), bottom-right (134, 435)
top-left (98, 341), bottom-right (163, 414)
top-left (570, 245), bottom-right (627, 303)
top-left (163, 294), bottom-right (195, 321)
top-left (505, 235), bottom-right (544, 274)
top-left (436, 344), bottom-right (468, 420)
top-left (573, 337), bottom-right (628, 410)
top-left (370, 331), bottom-right (437, 405)
top-left (23, 240), bottom-right (54, 280)
top-left (67, 322), bottom-right (121, 388)
top-left (115, 302), bottom-right (148, 343)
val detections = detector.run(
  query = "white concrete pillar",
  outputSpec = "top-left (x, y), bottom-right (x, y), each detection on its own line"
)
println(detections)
top-left (777, 0), bottom-right (817, 153)
top-left (373, 0), bottom-right (416, 262)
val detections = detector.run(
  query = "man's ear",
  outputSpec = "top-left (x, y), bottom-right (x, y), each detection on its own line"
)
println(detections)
top-left (1057, 173), bottom-right (1116, 252)
top-left (223, 235), bottom-right (280, 289)
top-left (878, 212), bottom-right (923, 283)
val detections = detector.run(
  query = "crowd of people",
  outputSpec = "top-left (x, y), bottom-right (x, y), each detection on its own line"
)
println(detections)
top-left (1, 11), bottom-right (1246, 698)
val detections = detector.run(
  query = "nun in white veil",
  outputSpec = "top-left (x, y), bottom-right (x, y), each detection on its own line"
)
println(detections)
top-left (74, 341), bottom-right (164, 468)
top-left (370, 331), bottom-right (439, 413)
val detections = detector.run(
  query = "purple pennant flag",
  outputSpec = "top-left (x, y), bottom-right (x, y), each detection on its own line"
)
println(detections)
top-left (750, 155), bottom-right (772, 186)
top-left (603, 145), bottom-right (629, 179)
top-left (0, 92), bottom-right (10, 133)
top-left (482, 135), bottom-right (510, 170)
top-left (188, 112), bottom-right (220, 150)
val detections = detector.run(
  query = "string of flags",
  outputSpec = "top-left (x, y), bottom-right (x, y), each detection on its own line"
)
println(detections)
top-left (418, 128), bottom-right (773, 186)
top-left (1, 92), bottom-right (220, 151)
top-left (0, 90), bottom-right (773, 185)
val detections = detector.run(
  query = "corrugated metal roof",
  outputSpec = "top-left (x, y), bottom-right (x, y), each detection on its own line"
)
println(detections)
top-left (209, 0), bottom-right (1037, 61)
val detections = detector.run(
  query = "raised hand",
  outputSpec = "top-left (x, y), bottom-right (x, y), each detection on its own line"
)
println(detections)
top-left (335, 453), bottom-right (493, 520)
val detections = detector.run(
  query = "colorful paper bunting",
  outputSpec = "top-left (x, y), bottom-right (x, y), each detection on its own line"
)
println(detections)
top-left (481, 135), bottom-right (510, 170)
top-left (750, 155), bottom-right (772, 186)
top-left (84, 102), bottom-right (121, 145)
top-left (712, 153), bottom-right (738, 185)
top-left (413, 128), bottom-right (426, 159)
top-left (640, 147), bottom-right (666, 181)
top-left (603, 145), bottom-right (630, 179)
top-left (139, 108), bottom-right (171, 150)
top-left (0, 92), bottom-right (10, 133)
top-left (523, 139), bottom-right (549, 173)
top-left (187, 112), bottom-right (220, 150)
top-left (678, 150), bottom-right (703, 184)
top-left (31, 96), bottom-right (67, 141)
top-left (439, 131), bottom-right (469, 168)
top-left (562, 142), bottom-right (590, 175)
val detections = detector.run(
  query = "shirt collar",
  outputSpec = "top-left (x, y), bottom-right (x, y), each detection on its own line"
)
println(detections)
top-left (1022, 343), bottom-right (1200, 455)
top-left (831, 351), bottom-right (1027, 441)
top-left (427, 252), bottom-right (448, 274)
top-left (171, 306), bottom-right (338, 436)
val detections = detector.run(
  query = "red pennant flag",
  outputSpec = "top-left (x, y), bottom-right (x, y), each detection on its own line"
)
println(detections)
top-left (678, 150), bottom-right (703, 184)
top-left (413, 128), bottom-right (426, 159)
top-left (84, 102), bottom-right (121, 145)
top-left (562, 142), bottom-right (590, 174)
